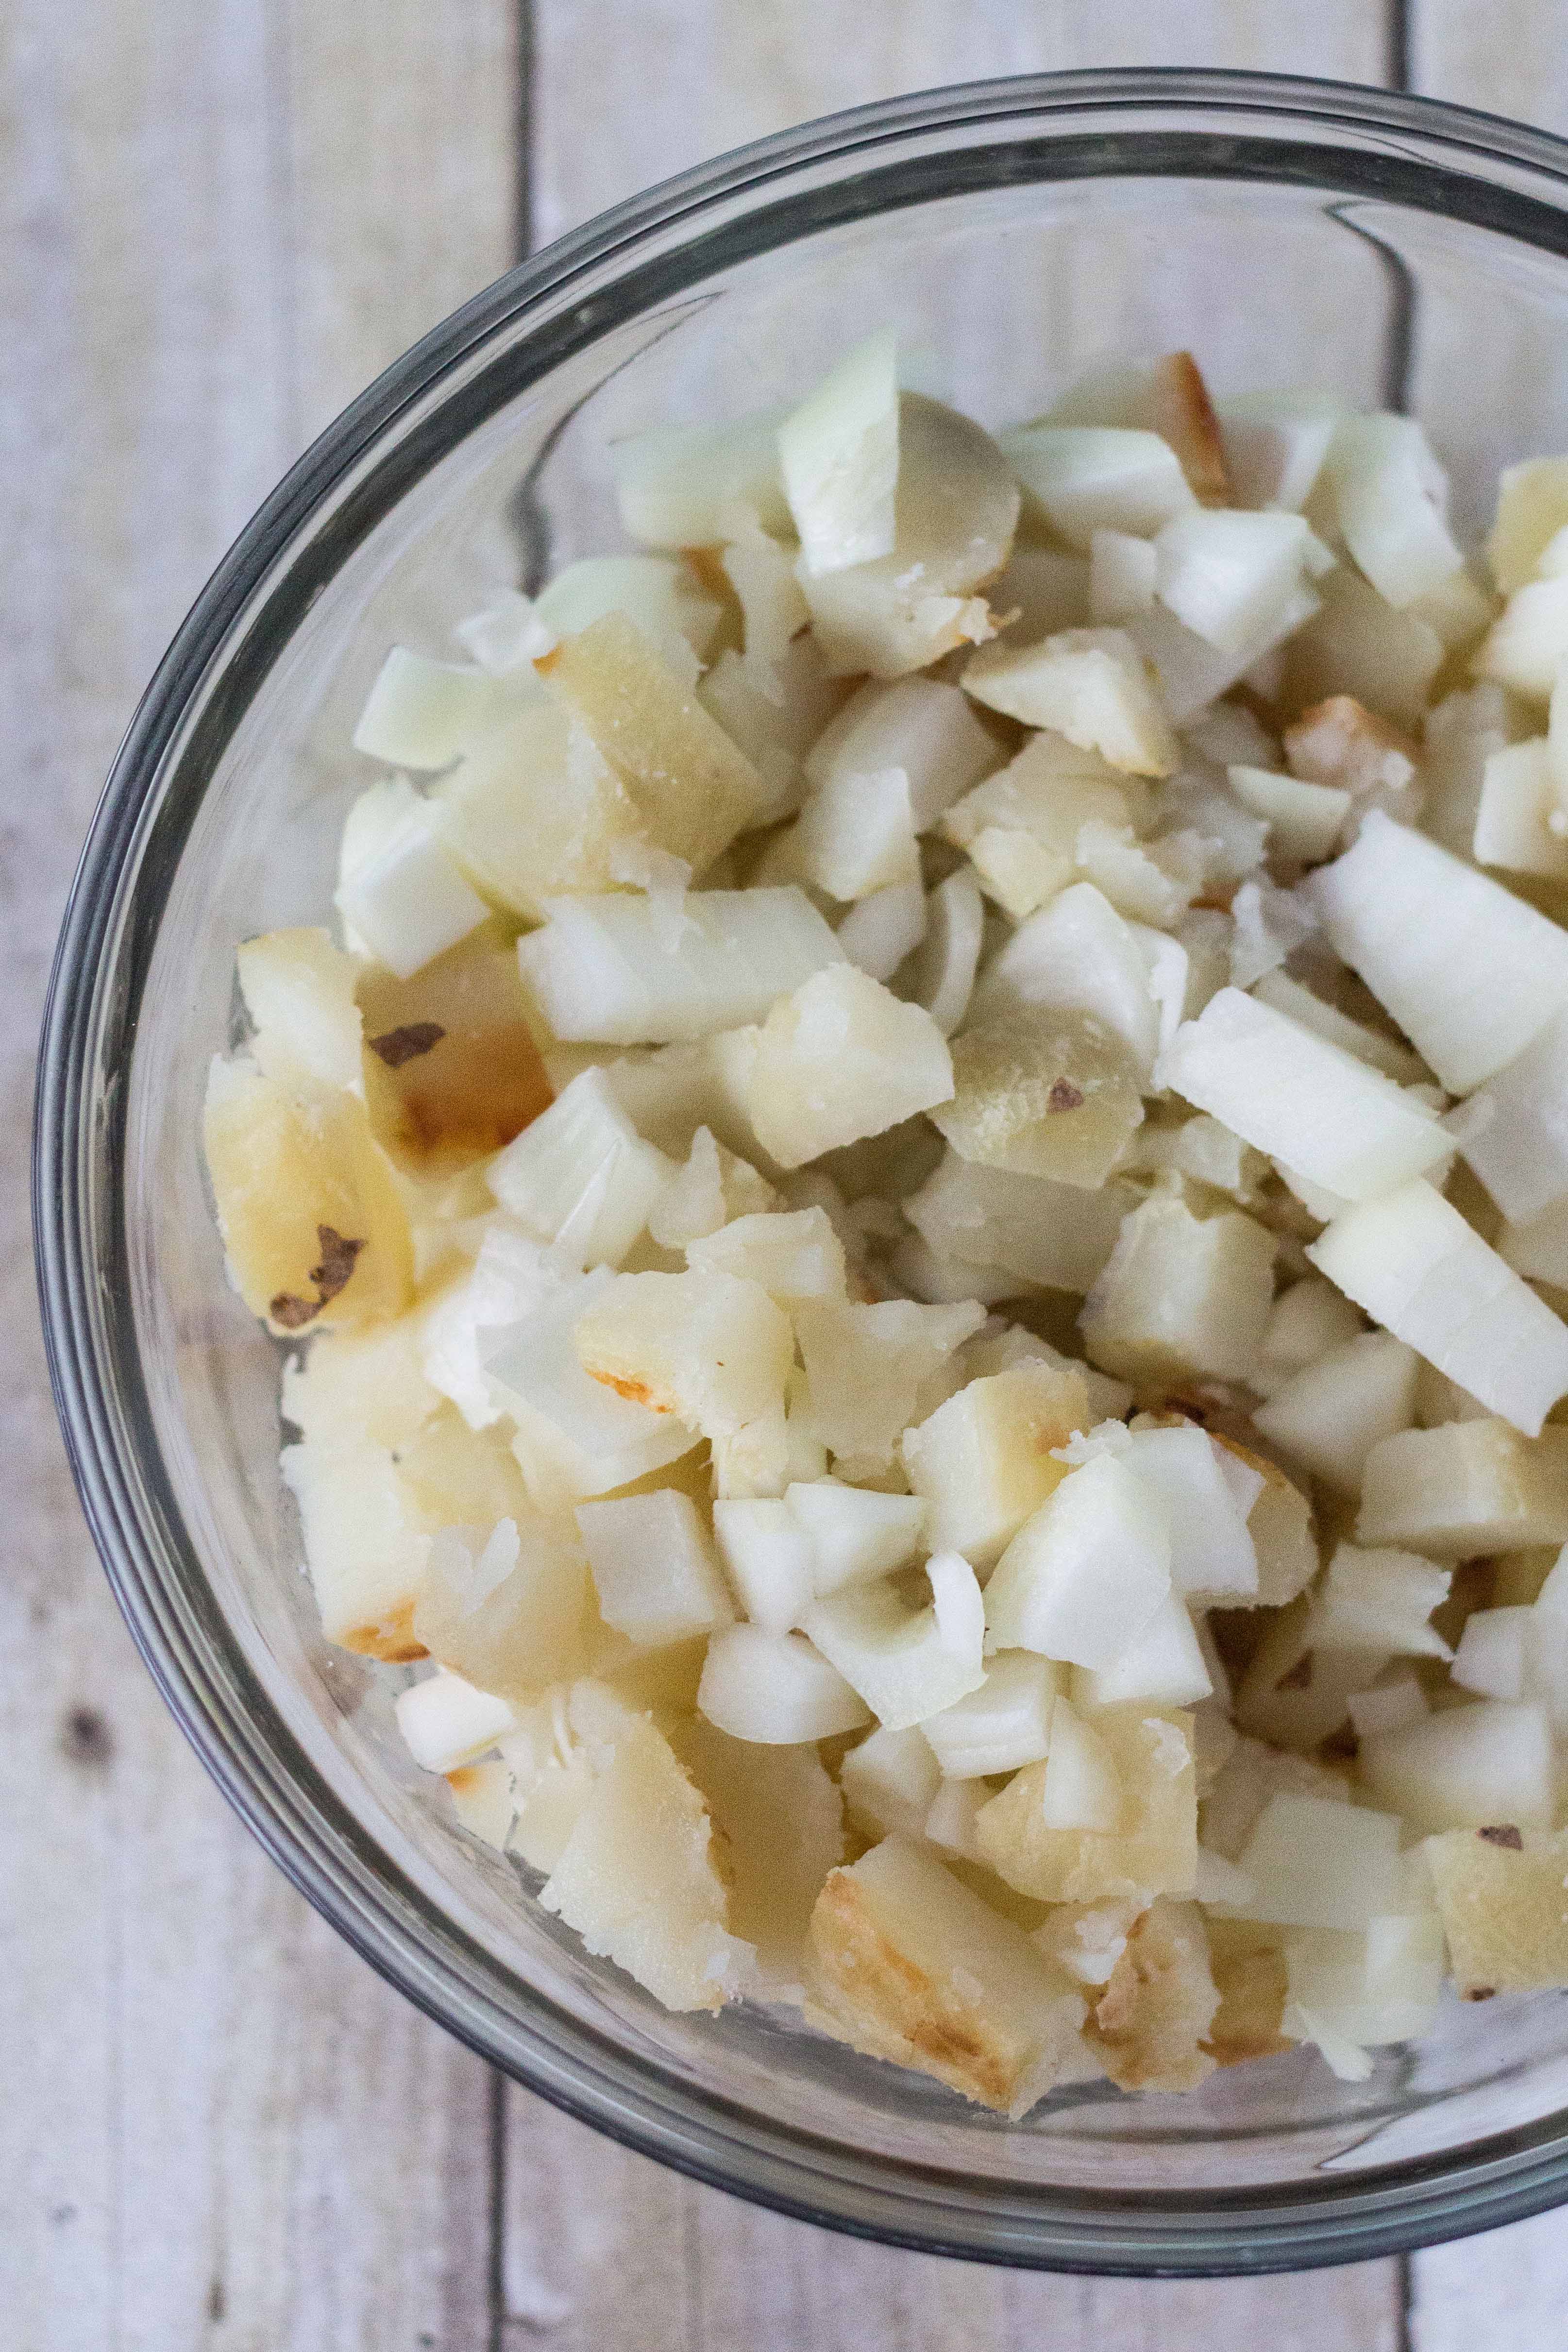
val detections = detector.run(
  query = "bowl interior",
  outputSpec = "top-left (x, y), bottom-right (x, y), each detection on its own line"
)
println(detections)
top-left (56, 84), bottom-right (1568, 2263)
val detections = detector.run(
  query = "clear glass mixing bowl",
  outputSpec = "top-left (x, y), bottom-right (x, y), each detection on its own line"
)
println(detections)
top-left (35, 69), bottom-right (1568, 2273)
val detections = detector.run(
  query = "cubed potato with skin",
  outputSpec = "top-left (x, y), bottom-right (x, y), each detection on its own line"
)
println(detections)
top-left (975, 1706), bottom-right (1197, 1904)
top-left (1424, 1825), bottom-right (1568, 1997)
top-left (1356, 1419), bottom-right (1568, 1560)
top-left (901, 1359), bottom-right (1090, 1570)
top-left (1079, 1191), bottom-right (1276, 1387)
top-left (358, 921), bottom-right (554, 1175)
top-left (204, 1054), bottom-right (413, 1335)
top-left (743, 965), bottom-right (954, 1171)
top-left (1202, 1916), bottom-right (1292, 2065)
top-left (537, 611), bottom-right (770, 873)
top-left (1087, 1896), bottom-right (1219, 2093)
top-left (540, 1716), bottom-right (754, 2012)
top-left (805, 1835), bottom-right (1086, 2114)
top-left (932, 1011), bottom-right (1145, 1190)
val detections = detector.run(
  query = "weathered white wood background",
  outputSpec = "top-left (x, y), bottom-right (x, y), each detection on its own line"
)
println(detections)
top-left (6, 2), bottom-right (1567, 2344)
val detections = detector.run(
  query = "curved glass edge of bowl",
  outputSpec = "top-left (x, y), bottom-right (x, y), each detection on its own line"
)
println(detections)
top-left (34, 71), bottom-right (1568, 2268)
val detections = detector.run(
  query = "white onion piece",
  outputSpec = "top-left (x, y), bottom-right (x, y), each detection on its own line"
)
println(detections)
top-left (920, 1653), bottom-right (1061, 1779)
top-left (802, 1556), bottom-right (986, 1733)
top-left (1162, 986), bottom-right (1449, 1201)
top-left (795, 763), bottom-right (919, 900)
top-left (612, 406), bottom-right (792, 547)
top-left (1458, 1006), bottom-right (1568, 1222)
top-left (483, 1269), bottom-right (696, 1497)
top-left (334, 796), bottom-right (489, 981)
top-left (1089, 528), bottom-right (1157, 622)
top-left (834, 880), bottom-right (927, 981)
top-left (1069, 1593), bottom-right (1213, 1712)
top-left (1472, 738), bottom-right (1568, 880)
top-left (1308, 811), bottom-right (1568, 1091)
top-left (353, 647), bottom-right (509, 769)
top-left (1155, 508), bottom-right (1324, 656)
top-left (1252, 1331), bottom-right (1419, 1495)
top-left (576, 1489), bottom-right (734, 1648)
top-left (778, 329), bottom-right (899, 577)
top-left (711, 1498), bottom-right (816, 1635)
top-left (453, 588), bottom-right (556, 672)
top-left (1324, 414), bottom-right (1465, 608)
top-left (396, 1670), bottom-right (516, 1774)
top-left (984, 1453), bottom-right (1171, 1669)
top-left (1227, 763), bottom-right (1350, 863)
top-left (1225, 1794), bottom-right (1402, 1931)
top-left (805, 674), bottom-right (1000, 830)
top-left (518, 887), bottom-right (844, 1045)
top-left (1307, 1542), bottom-right (1451, 1659)
top-left (1001, 425), bottom-right (1197, 549)
top-left (1358, 1699), bottom-right (1556, 1834)
top-left (488, 1068), bottom-right (674, 1269)
top-left (1217, 392), bottom-right (1340, 512)
top-left (909, 867), bottom-right (984, 1037)
top-left (697, 1625), bottom-right (870, 1743)
top-left (1121, 1423), bottom-right (1258, 1600)
top-left (784, 1478), bottom-right (927, 1596)
top-left (534, 555), bottom-right (723, 686)
top-left (1249, 969), bottom-right (1425, 1085)
top-left (1307, 1179), bottom-right (1568, 1438)
top-left (1039, 1697), bottom-right (1125, 1830)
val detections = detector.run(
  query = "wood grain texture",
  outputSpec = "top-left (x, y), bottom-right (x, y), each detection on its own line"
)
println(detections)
top-left (1401, 11), bottom-right (1568, 2332)
top-left (0, 4), bottom-right (516, 2347)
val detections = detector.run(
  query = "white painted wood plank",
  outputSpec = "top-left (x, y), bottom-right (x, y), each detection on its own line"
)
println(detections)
top-left (0, 3), bottom-right (518, 2344)
top-left (1402, 26), bottom-right (1568, 2347)
top-left (508, 6), bottom-right (1408, 2343)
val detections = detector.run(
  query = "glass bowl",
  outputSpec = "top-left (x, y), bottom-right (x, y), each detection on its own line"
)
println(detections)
top-left (35, 68), bottom-right (1568, 2274)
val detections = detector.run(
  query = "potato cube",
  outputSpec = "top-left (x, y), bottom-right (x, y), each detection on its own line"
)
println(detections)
top-left (281, 1310), bottom-right (440, 1452)
top-left (1356, 1419), bottom-right (1568, 1560)
top-left (537, 610), bottom-right (769, 872)
top-left (1079, 1191), bottom-right (1275, 1386)
top-left (1202, 1917), bottom-right (1292, 2065)
top-left (358, 921), bottom-right (554, 1175)
top-left (793, 1295), bottom-right (986, 1464)
top-left (932, 1011), bottom-right (1144, 1189)
top-left (432, 695), bottom-right (642, 915)
top-left (963, 627), bottom-right (1179, 778)
top-left (540, 1717), bottom-right (752, 2012)
top-left (671, 1717), bottom-right (844, 1992)
top-left (413, 1514), bottom-right (594, 1700)
top-left (901, 1359), bottom-right (1090, 1569)
top-left (237, 926), bottom-right (364, 1095)
top-left (281, 1438), bottom-right (430, 1661)
top-left (1087, 1896), bottom-right (1219, 2092)
top-left (576, 1489), bottom-right (734, 1647)
top-left (805, 1835), bottom-right (1085, 2112)
top-left (204, 1053), bottom-right (413, 1334)
top-left (574, 1268), bottom-right (793, 1441)
top-left (1424, 1825), bottom-right (1568, 1997)
top-left (1358, 1698), bottom-right (1555, 1834)
top-left (975, 1705), bottom-right (1197, 1904)
top-left (744, 964), bottom-right (954, 1170)
top-left (1213, 1438), bottom-right (1319, 1609)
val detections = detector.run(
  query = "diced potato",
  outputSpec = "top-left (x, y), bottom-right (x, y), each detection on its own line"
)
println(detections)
top-left (799, 395), bottom-right (1019, 678)
top-left (1458, 1006), bottom-right (1568, 1226)
top-left (1218, 390), bottom-right (1339, 515)
top-left (1252, 1331), bottom-right (1420, 1495)
top-left (785, 1478), bottom-right (927, 1596)
top-left (1198, 1732), bottom-right (1350, 1862)
top-left (574, 1268), bottom-right (793, 1442)
top-left (975, 1705), bottom-right (1197, 1904)
top-left (1359, 1698), bottom-right (1556, 1835)
top-left (932, 1012), bottom-right (1144, 1189)
top-left (792, 1295), bottom-right (987, 1464)
top-left (905, 1150), bottom-right (1135, 1297)
top-left (1087, 1896), bottom-right (1219, 2092)
top-left (1284, 1912), bottom-right (1447, 2049)
top-left (1216, 1792), bottom-right (1403, 1931)
top-left (281, 1437), bottom-right (430, 1660)
top-left (1162, 989), bottom-right (1448, 1204)
top-left (281, 1310), bottom-right (440, 1452)
top-left (1212, 1437), bottom-right (1318, 1607)
top-left (576, 1489), bottom-right (734, 1647)
top-left (1323, 414), bottom-right (1464, 609)
top-left (743, 964), bottom-right (953, 1171)
top-left (672, 1717), bottom-right (844, 1991)
top-left (612, 406), bottom-right (792, 546)
top-left (540, 1716), bottom-right (753, 2012)
top-left (396, 1667), bottom-right (515, 1773)
top-left (352, 647), bottom-right (513, 769)
top-left (1079, 1191), bottom-right (1276, 1387)
top-left (396, 1403), bottom-right (537, 1529)
top-left (805, 673), bottom-right (1001, 831)
top-left (1279, 566), bottom-right (1444, 728)
top-left (805, 1835), bottom-right (1085, 2113)
top-left (537, 611), bottom-right (770, 871)
top-left (534, 553), bottom-right (724, 680)
top-left (357, 922), bottom-right (554, 1175)
top-left (1227, 763), bottom-right (1350, 863)
top-left (1232, 1592), bottom-right (1387, 1755)
top-left (794, 761), bottom-right (919, 900)
top-left (1308, 1182), bottom-right (1568, 1439)
top-left (973, 881), bottom-right (1162, 1078)
top-left (1424, 1825), bottom-right (1568, 1997)
top-left (1151, 352), bottom-right (1231, 503)
top-left (414, 1515), bottom-right (594, 1700)
top-left (964, 628), bottom-right (1179, 778)
top-left (1309, 810), bottom-right (1568, 1094)
top-left (446, 1759), bottom-right (516, 1850)
top-left (1357, 1420), bottom-right (1568, 1560)
top-left (647, 1130), bottom-right (778, 1252)
top-left (487, 1066), bottom-right (673, 1269)
top-left (1201, 1917), bottom-right (1292, 2065)
top-left (1069, 1593), bottom-right (1213, 1713)
top-left (1307, 1542), bottom-right (1451, 1660)
top-left (485, 1270), bottom-right (700, 1501)
top-left (901, 1359), bottom-right (1089, 1569)
top-left (1041, 1693), bottom-right (1126, 1828)
top-left (204, 1053), bottom-right (413, 1335)
top-left (942, 733), bottom-right (1132, 920)
top-left (687, 1204), bottom-right (844, 1301)
top-left (432, 696), bottom-right (641, 916)
top-left (1122, 1422), bottom-right (1260, 1602)
top-left (1476, 575), bottom-right (1568, 701)
top-left (1156, 509), bottom-right (1324, 658)
top-left (1473, 738), bottom-right (1568, 880)
top-left (238, 926), bottom-right (364, 1095)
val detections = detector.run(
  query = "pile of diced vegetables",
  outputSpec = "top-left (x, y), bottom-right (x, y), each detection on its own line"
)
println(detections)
top-left (204, 333), bottom-right (1568, 2111)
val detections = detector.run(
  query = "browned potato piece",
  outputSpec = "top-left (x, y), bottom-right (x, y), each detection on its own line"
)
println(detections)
top-left (805, 1834), bottom-right (1084, 2113)
top-left (358, 919), bottom-right (553, 1174)
top-left (932, 1011), bottom-right (1144, 1188)
top-left (539, 609), bottom-right (771, 872)
top-left (1284, 694), bottom-right (1419, 798)
top-left (1425, 1825), bottom-right (1568, 1998)
top-left (1150, 353), bottom-right (1231, 507)
top-left (976, 1707), bottom-right (1197, 1905)
top-left (204, 1053), bottom-right (413, 1335)
top-left (1202, 1916), bottom-right (1292, 2065)
top-left (1087, 1896), bottom-right (1220, 2091)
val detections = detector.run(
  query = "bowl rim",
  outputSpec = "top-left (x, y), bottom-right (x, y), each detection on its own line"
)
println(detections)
top-left (34, 66), bottom-right (1568, 2273)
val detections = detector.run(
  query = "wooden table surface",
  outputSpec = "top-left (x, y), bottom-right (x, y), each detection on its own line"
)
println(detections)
top-left (9, 3), bottom-right (1568, 2344)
